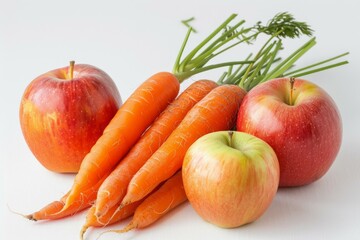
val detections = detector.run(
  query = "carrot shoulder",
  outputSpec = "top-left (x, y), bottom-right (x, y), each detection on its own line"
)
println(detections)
top-left (94, 80), bottom-right (218, 217)
top-left (63, 72), bottom-right (180, 210)
top-left (121, 85), bottom-right (246, 206)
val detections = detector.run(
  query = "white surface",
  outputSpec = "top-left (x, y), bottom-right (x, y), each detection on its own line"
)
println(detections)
top-left (1, 0), bottom-right (359, 239)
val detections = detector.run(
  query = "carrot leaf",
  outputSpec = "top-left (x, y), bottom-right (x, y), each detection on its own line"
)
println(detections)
top-left (172, 12), bottom-right (319, 83)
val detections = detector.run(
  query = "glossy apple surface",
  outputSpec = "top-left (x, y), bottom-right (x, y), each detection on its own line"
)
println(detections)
top-left (237, 78), bottom-right (342, 187)
top-left (182, 131), bottom-right (279, 228)
top-left (19, 63), bottom-right (122, 173)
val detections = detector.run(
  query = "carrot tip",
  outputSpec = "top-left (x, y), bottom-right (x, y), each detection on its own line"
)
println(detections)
top-left (94, 211), bottom-right (103, 219)
top-left (26, 214), bottom-right (37, 221)
top-left (80, 225), bottom-right (88, 240)
top-left (7, 204), bottom-right (37, 221)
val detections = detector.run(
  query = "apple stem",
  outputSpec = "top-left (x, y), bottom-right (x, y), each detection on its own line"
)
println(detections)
top-left (68, 60), bottom-right (75, 80)
top-left (289, 77), bottom-right (295, 105)
top-left (228, 131), bottom-right (234, 147)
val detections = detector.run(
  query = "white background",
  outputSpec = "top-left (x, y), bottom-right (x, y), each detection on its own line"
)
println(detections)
top-left (1, 0), bottom-right (359, 239)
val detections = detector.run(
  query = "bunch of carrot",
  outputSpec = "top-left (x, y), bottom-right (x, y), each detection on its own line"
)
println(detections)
top-left (24, 13), bottom-right (348, 240)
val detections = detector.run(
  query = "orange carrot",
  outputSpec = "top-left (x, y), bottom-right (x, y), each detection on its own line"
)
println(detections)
top-left (26, 175), bottom-right (107, 221)
top-left (104, 171), bottom-right (186, 235)
top-left (81, 187), bottom-right (163, 240)
top-left (63, 14), bottom-right (255, 212)
top-left (25, 192), bottom-right (68, 221)
top-left (80, 201), bottom-right (142, 240)
top-left (94, 80), bottom-right (218, 217)
top-left (121, 85), bottom-right (246, 206)
top-left (62, 72), bottom-right (180, 210)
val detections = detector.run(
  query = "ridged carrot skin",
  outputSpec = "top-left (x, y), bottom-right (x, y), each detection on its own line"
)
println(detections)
top-left (121, 84), bottom-right (246, 206)
top-left (63, 72), bottom-right (180, 210)
top-left (109, 171), bottom-right (187, 233)
top-left (94, 80), bottom-right (218, 217)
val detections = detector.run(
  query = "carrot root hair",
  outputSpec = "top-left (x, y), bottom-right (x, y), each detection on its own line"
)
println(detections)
top-left (94, 211), bottom-right (114, 227)
top-left (80, 225), bottom-right (89, 240)
top-left (117, 202), bottom-right (129, 211)
top-left (95, 203), bottom-right (126, 227)
top-left (114, 221), bottom-right (137, 233)
top-left (97, 221), bottom-right (137, 240)
top-left (7, 204), bottom-right (37, 221)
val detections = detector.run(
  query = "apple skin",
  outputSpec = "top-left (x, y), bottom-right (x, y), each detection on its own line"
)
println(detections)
top-left (182, 131), bottom-right (279, 228)
top-left (19, 63), bottom-right (122, 173)
top-left (236, 78), bottom-right (342, 187)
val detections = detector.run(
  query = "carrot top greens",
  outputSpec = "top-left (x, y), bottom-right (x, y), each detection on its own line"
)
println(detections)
top-left (172, 12), bottom-right (349, 88)
top-left (216, 13), bottom-right (349, 91)
top-left (172, 12), bottom-right (316, 82)
top-left (254, 12), bottom-right (313, 39)
top-left (219, 37), bottom-right (349, 91)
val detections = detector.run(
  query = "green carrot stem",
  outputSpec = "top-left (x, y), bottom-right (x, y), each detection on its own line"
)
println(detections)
top-left (173, 27), bottom-right (193, 73)
top-left (222, 54), bottom-right (253, 84)
top-left (289, 61), bottom-right (349, 78)
top-left (262, 37), bottom-right (317, 81)
top-left (242, 43), bottom-right (275, 90)
top-left (238, 37), bottom-right (279, 88)
top-left (175, 60), bottom-right (253, 83)
top-left (197, 21), bottom-right (247, 57)
top-left (183, 23), bottom-right (249, 72)
top-left (284, 52), bottom-right (350, 76)
top-left (177, 14), bottom-right (238, 72)
top-left (260, 40), bottom-right (283, 79)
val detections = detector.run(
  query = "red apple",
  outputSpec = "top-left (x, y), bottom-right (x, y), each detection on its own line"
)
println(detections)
top-left (237, 78), bottom-right (342, 187)
top-left (19, 61), bottom-right (122, 173)
top-left (182, 131), bottom-right (279, 228)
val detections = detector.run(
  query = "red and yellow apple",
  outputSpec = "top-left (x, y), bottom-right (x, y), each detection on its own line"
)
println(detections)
top-left (237, 78), bottom-right (342, 187)
top-left (19, 62), bottom-right (122, 173)
top-left (182, 131), bottom-right (279, 228)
